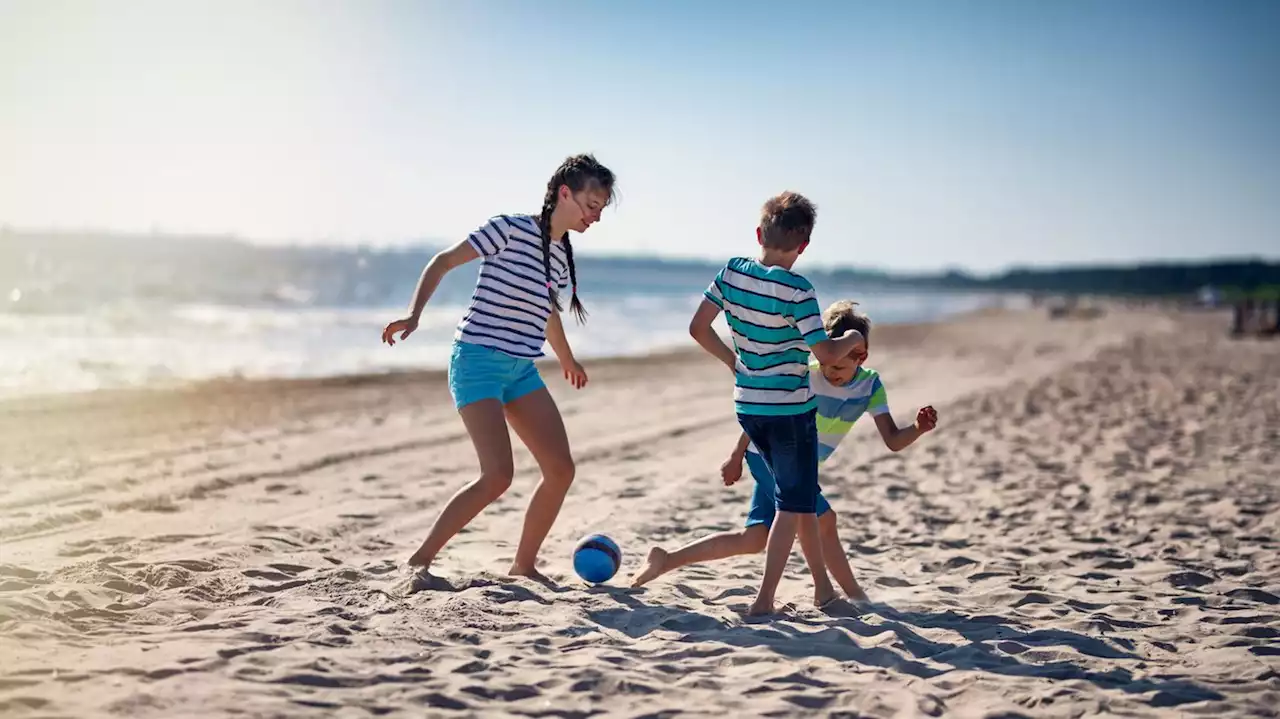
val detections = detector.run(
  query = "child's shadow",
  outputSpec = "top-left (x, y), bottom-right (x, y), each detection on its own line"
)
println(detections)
top-left (584, 587), bottom-right (946, 678)
top-left (583, 591), bottom-right (1225, 708)
top-left (794, 599), bottom-right (1223, 708)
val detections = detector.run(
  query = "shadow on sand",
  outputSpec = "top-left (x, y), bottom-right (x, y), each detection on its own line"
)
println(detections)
top-left (583, 587), bottom-right (1223, 709)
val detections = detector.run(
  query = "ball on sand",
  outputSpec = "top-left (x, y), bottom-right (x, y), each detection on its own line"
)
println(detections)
top-left (573, 534), bottom-right (621, 584)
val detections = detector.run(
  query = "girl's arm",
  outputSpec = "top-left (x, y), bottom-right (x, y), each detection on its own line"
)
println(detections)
top-left (405, 240), bottom-right (479, 322)
top-left (546, 309), bottom-right (588, 389)
top-left (382, 240), bottom-right (479, 344)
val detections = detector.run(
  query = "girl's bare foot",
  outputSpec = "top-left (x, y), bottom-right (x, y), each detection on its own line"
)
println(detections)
top-left (629, 547), bottom-right (669, 587)
top-left (404, 565), bottom-right (449, 594)
top-left (507, 563), bottom-right (552, 584)
top-left (814, 585), bottom-right (838, 608)
top-left (746, 597), bottom-right (776, 616)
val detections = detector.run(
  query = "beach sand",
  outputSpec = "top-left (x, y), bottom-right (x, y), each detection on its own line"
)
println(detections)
top-left (1, 306), bottom-right (1277, 717)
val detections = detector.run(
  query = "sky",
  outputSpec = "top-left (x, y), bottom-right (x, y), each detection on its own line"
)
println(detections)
top-left (1, 0), bottom-right (1277, 272)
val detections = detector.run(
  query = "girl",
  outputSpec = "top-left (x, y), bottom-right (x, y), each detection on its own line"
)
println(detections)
top-left (381, 154), bottom-right (616, 583)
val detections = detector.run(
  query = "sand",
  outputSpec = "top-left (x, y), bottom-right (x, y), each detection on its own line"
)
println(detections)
top-left (1, 306), bottom-right (1277, 718)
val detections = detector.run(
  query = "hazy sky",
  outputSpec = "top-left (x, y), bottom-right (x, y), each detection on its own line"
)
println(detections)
top-left (2, 0), bottom-right (1277, 271)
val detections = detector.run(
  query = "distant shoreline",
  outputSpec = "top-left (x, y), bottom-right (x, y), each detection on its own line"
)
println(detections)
top-left (0, 305), bottom-right (1024, 410)
top-left (4, 228), bottom-right (1277, 298)
top-left (1, 298), bottom-right (1237, 409)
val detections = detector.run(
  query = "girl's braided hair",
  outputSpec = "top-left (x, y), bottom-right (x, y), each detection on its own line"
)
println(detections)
top-left (536, 154), bottom-right (616, 324)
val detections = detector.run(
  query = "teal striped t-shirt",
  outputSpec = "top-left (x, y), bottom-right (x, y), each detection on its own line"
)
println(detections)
top-left (703, 257), bottom-right (830, 416)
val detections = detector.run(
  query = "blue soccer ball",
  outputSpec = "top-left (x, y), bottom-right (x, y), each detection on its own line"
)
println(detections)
top-left (573, 533), bottom-right (621, 584)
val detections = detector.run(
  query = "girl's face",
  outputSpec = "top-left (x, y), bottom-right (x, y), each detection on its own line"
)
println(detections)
top-left (560, 185), bottom-right (610, 233)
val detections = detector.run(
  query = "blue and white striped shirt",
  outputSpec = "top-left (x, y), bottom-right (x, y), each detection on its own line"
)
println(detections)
top-left (704, 257), bottom-right (830, 416)
top-left (455, 214), bottom-right (569, 359)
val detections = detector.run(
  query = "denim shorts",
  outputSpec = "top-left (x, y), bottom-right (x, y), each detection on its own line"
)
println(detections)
top-left (744, 450), bottom-right (831, 528)
top-left (737, 409), bottom-right (820, 514)
top-left (447, 341), bottom-right (545, 409)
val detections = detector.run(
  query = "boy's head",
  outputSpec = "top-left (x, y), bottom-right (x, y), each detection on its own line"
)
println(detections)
top-left (819, 300), bottom-right (871, 385)
top-left (756, 191), bottom-right (817, 254)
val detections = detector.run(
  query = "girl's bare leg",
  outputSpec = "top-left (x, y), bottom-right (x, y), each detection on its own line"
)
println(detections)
top-left (407, 399), bottom-right (514, 569)
top-left (503, 388), bottom-right (576, 579)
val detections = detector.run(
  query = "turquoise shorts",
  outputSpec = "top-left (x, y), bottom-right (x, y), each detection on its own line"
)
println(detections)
top-left (447, 341), bottom-right (546, 410)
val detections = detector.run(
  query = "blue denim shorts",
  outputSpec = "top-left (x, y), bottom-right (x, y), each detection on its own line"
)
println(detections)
top-left (744, 450), bottom-right (831, 527)
top-left (447, 341), bottom-right (545, 409)
top-left (737, 409), bottom-right (820, 514)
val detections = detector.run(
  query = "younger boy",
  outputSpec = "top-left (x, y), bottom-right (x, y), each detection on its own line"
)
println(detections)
top-left (633, 300), bottom-right (939, 606)
top-left (685, 191), bottom-right (867, 616)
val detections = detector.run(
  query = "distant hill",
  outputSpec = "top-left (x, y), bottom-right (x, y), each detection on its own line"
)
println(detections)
top-left (3, 228), bottom-right (1276, 299)
top-left (897, 259), bottom-right (1280, 299)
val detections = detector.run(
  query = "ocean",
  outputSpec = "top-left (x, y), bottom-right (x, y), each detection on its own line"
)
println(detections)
top-left (0, 232), bottom-right (1017, 400)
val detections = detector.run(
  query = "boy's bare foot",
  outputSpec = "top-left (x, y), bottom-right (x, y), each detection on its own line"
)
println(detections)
top-left (746, 597), bottom-right (776, 616)
top-left (845, 583), bottom-right (870, 604)
top-left (629, 547), bottom-right (669, 587)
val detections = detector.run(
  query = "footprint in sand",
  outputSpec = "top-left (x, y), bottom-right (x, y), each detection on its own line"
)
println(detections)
top-left (414, 693), bottom-right (470, 711)
top-left (875, 576), bottom-right (912, 588)
top-left (1225, 588), bottom-right (1279, 605)
top-left (242, 570), bottom-right (297, 582)
top-left (460, 684), bottom-right (541, 702)
top-left (1167, 571), bottom-right (1214, 589)
top-left (0, 564), bottom-right (42, 581)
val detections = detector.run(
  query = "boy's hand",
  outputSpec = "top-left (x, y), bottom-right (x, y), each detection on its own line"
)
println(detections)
top-left (837, 329), bottom-right (868, 356)
top-left (382, 317), bottom-right (418, 346)
top-left (720, 456), bottom-right (744, 486)
top-left (561, 359), bottom-right (588, 389)
top-left (915, 405), bottom-right (938, 432)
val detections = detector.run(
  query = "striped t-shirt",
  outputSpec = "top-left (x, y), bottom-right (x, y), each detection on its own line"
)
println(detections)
top-left (747, 362), bottom-right (890, 463)
top-left (703, 257), bottom-right (830, 416)
top-left (454, 214), bottom-right (570, 359)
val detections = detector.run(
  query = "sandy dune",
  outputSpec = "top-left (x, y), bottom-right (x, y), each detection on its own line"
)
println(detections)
top-left (1, 307), bottom-right (1277, 718)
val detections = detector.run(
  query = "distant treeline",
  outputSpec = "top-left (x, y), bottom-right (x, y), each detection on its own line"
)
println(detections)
top-left (4, 229), bottom-right (1277, 300)
top-left (829, 259), bottom-right (1280, 299)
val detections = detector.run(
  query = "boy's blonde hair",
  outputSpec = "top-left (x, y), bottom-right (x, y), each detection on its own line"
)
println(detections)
top-left (823, 300), bottom-right (871, 342)
top-left (759, 191), bottom-right (817, 251)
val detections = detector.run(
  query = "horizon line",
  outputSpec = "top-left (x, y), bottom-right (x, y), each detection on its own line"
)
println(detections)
top-left (3, 224), bottom-right (1277, 279)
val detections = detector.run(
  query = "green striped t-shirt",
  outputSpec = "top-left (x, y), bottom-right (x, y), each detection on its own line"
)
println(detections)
top-left (703, 257), bottom-right (830, 416)
top-left (745, 362), bottom-right (891, 462)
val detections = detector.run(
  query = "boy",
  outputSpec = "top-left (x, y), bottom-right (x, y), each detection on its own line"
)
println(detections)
top-left (684, 191), bottom-right (867, 616)
top-left (632, 300), bottom-right (939, 606)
